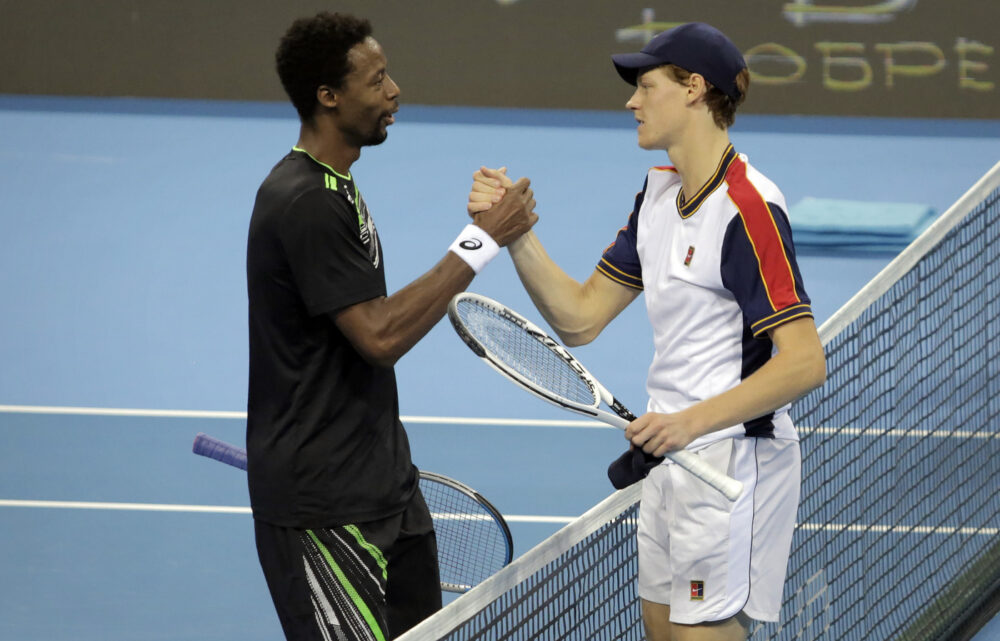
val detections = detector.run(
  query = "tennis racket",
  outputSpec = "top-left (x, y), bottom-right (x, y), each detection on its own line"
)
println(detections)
top-left (192, 432), bottom-right (512, 593)
top-left (447, 292), bottom-right (744, 501)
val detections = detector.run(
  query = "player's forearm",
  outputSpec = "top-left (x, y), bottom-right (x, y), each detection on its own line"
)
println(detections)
top-left (334, 253), bottom-right (474, 367)
top-left (338, 180), bottom-right (537, 366)
top-left (688, 339), bottom-right (827, 437)
top-left (507, 232), bottom-right (604, 346)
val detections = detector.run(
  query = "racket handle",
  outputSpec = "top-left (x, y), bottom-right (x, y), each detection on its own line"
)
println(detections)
top-left (192, 433), bottom-right (248, 471)
top-left (601, 413), bottom-right (743, 500)
top-left (667, 449), bottom-right (743, 501)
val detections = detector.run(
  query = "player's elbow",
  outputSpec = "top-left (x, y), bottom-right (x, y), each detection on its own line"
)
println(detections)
top-left (352, 335), bottom-right (404, 368)
top-left (771, 318), bottom-right (827, 395)
top-left (554, 313), bottom-right (611, 347)
top-left (359, 351), bottom-right (400, 369)
top-left (549, 280), bottom-right (626, 348)
top-left (332, 302), bottom-right (409, 368)
top-left (802, 349), bottom-right (827, 392)
top-left (338, 323), bottom-right (405, 367)
top-left (557, 327), bottom-right (599, 348)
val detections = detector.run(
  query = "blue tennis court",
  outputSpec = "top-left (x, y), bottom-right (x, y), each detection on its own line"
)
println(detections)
top-left (1, 96), bottom-right (998, 640)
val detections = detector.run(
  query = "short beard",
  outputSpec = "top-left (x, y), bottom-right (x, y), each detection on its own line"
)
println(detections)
top-left (363, 127), bottom-right (388, 147)
top-left (344, 122), bottom-right (388, 148)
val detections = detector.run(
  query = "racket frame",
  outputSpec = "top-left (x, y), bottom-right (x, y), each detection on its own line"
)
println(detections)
top-left (192, 433), bottom-right (513, 593)
top-left (449, 293), bottom-right (620, 421)
top-left (419, 470), bottom-right (513, 593)
top-left (448, 292), bottom-right (744, 502)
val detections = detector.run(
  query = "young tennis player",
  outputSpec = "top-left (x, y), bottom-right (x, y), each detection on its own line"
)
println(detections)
top-left (468, 22), bottom-right (826, 641)
top-left (247, 12), bottom-right (536, 640)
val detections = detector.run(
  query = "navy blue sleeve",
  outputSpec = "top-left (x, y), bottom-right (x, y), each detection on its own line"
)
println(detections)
top-left (721, 202), bottom-right (813, 338)
top-left (596, 178), bottom-right (647, 290)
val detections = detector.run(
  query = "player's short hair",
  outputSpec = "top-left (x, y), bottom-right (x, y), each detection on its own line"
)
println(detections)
top-left (665, 64), bottom-right (750, 130)
top-left (275, 12), bottom-right (373, 123)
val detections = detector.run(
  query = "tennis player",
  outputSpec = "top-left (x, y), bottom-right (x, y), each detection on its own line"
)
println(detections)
top-left (246, 12), bottom-right (536, 641)
top-left (468, 22), bottom-right (825, 641)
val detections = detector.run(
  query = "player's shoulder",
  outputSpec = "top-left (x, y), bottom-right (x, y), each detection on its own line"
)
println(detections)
top-left (647, 164), bottom-right (681, 182)
top-left (724, 154), bottom-right (786, 211)
top-left (262, 151), bottom-right (330, 193)
top-left (641, 164), bottom-right (682, 197)
top-left (253, 153), bottom-right (353, 226)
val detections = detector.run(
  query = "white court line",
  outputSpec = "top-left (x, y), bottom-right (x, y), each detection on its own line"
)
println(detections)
top-left (797, 522), bottom-right (1000, 536)
top-left (0, 499), bottom-right (994, 534)
top-left (2, 405), bottom-right (998, 438)
top-left (0, 404), bottom-right (604, 428)
top-left (0, 404), bottom-right (247, 419)
top-left (0, 499), bottom-right (251, 514)
top-left (0, 499), bottom-right (574, 524)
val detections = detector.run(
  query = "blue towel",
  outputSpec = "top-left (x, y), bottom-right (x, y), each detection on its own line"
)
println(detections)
top-left (789, 197), bottom-right (936, 252)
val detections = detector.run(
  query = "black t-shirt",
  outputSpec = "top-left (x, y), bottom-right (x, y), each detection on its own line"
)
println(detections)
top-left (246, 149), bottom-right (417, 528)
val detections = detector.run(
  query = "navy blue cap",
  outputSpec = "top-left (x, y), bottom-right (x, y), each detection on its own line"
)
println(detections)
top-left (612, 22), bottom-right (746, 100)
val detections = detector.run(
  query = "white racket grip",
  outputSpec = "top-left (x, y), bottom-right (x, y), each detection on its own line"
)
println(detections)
top-left (666, 449), bottom-right (744, 502)
top-left (600, 412), bottom-right (743, 501)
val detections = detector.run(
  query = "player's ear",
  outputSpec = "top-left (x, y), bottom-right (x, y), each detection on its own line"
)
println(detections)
top-left (317, 85), bottom-right (337, 109)
top-left (687, 73), bottom-right (708, 101)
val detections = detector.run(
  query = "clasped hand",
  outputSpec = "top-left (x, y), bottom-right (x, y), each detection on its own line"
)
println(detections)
top-left (466, 166), bottom-right (536, 246)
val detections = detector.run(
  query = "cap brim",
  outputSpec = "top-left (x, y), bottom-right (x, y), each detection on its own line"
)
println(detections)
top-left (611, 52), bottom-right (667, 85)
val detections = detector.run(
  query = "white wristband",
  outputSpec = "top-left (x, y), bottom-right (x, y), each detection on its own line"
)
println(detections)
top-left (449, 224), bottom-right (500, 274)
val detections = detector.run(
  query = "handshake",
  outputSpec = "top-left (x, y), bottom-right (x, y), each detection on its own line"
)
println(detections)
top-left (464, 166), bottom-right (538, 248)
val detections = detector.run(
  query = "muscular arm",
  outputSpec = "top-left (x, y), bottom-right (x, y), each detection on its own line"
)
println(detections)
top-left (332, 253), bottom-right (474, 368)
top-left (507, 232), bottom-right (639, 346)
top-left (335, 178), bottom-right (537, 368)
top-left (626, 316), bottom-right (827, 456)
top-left (470, 167), bottom-right (639, 345)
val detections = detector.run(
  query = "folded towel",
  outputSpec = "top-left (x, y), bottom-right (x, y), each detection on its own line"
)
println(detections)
top-left (789, 198), bottom-right (936, 251)
top-left (607, 447), bottom-right (662, 489)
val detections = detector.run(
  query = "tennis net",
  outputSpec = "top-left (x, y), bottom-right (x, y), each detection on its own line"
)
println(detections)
top-left (399, 160), bottom-right (1000, 641)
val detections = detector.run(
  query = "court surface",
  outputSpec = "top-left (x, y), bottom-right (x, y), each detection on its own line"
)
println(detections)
top-left (1, 96), bottom-right (998, 640)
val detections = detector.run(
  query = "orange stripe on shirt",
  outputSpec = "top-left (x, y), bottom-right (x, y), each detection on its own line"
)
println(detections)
top-left (724, 158), bottom-right (801, 312)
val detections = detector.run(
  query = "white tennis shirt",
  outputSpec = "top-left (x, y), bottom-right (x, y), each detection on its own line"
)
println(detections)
top-left (599, 145), bottom-right (813, 449)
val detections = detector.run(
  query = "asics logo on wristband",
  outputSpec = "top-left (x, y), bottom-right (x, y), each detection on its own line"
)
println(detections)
top-left (450, 224), bottom-right (498, 274)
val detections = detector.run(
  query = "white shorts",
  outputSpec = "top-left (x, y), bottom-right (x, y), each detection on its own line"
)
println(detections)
top-left (637, 436), bottom-right (800, 624)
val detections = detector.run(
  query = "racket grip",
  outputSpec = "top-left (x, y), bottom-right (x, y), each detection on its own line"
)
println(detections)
top-left (192, 433), bottom-right (248, 471)
top-left (667, 449), bottom-right (743, 501)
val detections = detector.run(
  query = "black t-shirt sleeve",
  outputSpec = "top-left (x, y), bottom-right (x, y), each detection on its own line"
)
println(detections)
top-left (278, 187), bottom-right (386, 316)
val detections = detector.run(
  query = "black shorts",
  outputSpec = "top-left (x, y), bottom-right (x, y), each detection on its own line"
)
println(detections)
top-left (254, 488), bottom-right (442, 641)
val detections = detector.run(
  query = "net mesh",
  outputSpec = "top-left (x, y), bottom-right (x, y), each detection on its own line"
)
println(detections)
top-left (453, 297), bottom-right (598, 407)
top-left (403, 163), bottom-right (1000, 641)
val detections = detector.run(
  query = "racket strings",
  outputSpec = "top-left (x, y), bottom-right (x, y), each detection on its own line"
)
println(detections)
top-left (420, 478), bottom-right (509, 590)
top-left (455, 299), bottom-right (598, 407)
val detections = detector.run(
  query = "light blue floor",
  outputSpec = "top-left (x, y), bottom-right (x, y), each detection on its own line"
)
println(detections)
top-left (0, 96), bottom-right (997, 640)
